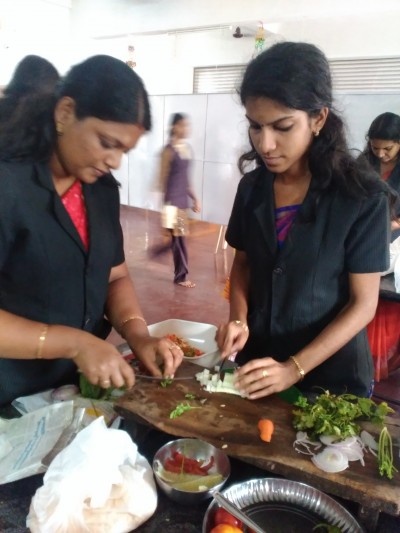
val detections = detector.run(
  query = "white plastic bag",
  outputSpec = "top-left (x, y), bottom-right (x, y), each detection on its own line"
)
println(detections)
top-left (26, 417), bottom-right (157, 533)
top-left (382, 236), bottom-right (400, 276)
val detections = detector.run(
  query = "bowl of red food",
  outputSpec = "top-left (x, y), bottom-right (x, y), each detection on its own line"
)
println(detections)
top-left (152, 438), bottom-right (230, 505)
top-left (148, 319), bottom-right (220, 368)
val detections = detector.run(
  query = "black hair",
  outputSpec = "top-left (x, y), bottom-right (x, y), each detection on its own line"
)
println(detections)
top-left (0, 55), bottom-right (59, 128)
top-left (169, 113), bottom-right (187, 138)
top-left (362, 112), bottom-right (400, 164)
top-left (0, 55), bottom-right (151, 162)
top-left (238, 41), bottom-right (388, 200)
top-left (3, 55), bottom-right (59, 98)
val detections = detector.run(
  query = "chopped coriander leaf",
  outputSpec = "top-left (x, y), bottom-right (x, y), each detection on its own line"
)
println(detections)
top-left (169, 402), bottom-right (201, 419)
top-left (292, 391), bottom-right (394, 441)
top-left (185, 393), bottom-right (196, 400)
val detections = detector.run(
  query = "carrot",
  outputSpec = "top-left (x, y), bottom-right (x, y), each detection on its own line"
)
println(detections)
top-left (258, 418), bottom-right (274, 442)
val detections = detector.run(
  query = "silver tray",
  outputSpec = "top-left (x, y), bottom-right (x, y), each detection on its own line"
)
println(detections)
top-left (202, 478), bottom-right (365, 533)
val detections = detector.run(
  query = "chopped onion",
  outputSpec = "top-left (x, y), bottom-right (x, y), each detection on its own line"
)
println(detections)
top-left (294, 431), bottom-right (322, 455)
top-left (311, 447), bottom-right (349, 473)
top-left (319, 435), bottom-right (365, 464)
top-left (320, 435), bottom-right (357, 447)
top-left (360, 430), bottom-right (379, 452)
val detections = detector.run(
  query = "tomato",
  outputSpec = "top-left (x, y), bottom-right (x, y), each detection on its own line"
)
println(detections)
top-left (209, 524), bottom-right (243, 533)
top-left (214, 508), bottom-right (243, 529)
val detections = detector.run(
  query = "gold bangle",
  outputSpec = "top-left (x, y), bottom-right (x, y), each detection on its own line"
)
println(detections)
top-left (36, 324), bottom-right (49, 359)
top-left (119, 315), bottom-right (147, 335)
top-left (233, 320), bottom-right (249, 334)
top-left (290, 355), bottom-right (305, 382)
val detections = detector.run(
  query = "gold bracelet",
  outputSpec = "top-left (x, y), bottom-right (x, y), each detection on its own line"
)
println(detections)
top-left (119, 315), bottom-right (147, 335)
top-left (36, 324), bottom-right (49, 359)
top-left (233, 320), bottom-right (249, 334)
top-left (290, 355), bottom-right (305, 382)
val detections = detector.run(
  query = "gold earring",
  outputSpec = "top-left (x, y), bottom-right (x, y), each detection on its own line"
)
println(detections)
top-left (56, 122), bottom-right (64, 136)
top-left (313, 130), bottom-right (320, 137)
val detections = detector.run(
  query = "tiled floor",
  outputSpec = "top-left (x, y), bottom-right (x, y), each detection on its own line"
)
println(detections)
top-left (109, 205), bottom-right (233, 344)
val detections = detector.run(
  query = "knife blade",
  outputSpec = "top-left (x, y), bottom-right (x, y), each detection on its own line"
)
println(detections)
top-left (135, 374), bottom-right (194, 381)
top-left (218, 353), bottom-right (238, 380)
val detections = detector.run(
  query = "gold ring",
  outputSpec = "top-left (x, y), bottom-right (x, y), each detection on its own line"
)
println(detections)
top-left (262, 370), bottom-right (269, 378)
top-left (101, 379), bottom-right (111, 386)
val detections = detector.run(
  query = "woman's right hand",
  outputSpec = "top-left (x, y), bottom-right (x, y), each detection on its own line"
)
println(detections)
top-left (216, 320), bottom-right (249, 359)
top-left (72, 333), bottom-right (135, 390)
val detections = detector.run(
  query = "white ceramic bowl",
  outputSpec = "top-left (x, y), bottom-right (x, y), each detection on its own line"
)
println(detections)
top-left (148, 319), bottom-right (220, 368)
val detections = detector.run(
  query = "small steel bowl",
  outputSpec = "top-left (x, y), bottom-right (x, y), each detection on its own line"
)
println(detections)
top-left (152, 438), bottom-right (230, 505)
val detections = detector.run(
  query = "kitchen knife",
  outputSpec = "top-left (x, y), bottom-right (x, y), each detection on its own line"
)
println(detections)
top-left (135, 373), bottom-right (194, 381)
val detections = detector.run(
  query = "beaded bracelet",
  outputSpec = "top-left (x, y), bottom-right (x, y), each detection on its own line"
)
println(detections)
top-left (290, 355), bottom-right (305, 382)
top-left (119, 315), bottom-right (147, 335)
top-left (36, 324), bottom-right (49, 359)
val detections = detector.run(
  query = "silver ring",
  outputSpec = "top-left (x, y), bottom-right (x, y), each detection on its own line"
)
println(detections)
top-left (262, 370), bottom-right (269, 378)
top-left (101, 379), bottom-right (111, 386)
top-left (169, 344), bottom-right (177, 350)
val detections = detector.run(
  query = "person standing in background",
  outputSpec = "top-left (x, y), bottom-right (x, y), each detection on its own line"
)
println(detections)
top-left (155, 113), bottom-right (201, 288)
top-left (361, 112), bottom-right (400, 382)
top-left (0, 55), bottom-right (59, 124)
top-left (361, 112), bottom-right (400, 236)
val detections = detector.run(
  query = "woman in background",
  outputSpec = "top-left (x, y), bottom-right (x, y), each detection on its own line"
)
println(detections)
top-left (0, 55), bottom-right (183, 406)
top-left (156, 112), bottom-right (200, 288)
top-left (0, 54), bottom-right (59, 124)
top-left (362, 112), bottom-right (400, 381)
top-left (362, 112), bottom-right (400, 234)
top-left (216, 42), bottom-right (392, 399)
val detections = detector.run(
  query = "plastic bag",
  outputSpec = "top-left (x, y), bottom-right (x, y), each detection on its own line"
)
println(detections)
top-left (382, 236), bottom-right (400, 276)
top-left (26, 417), bottom-right (157, 533)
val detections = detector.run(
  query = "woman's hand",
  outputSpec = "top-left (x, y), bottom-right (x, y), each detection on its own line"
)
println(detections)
top-left (192, 199), bottom-right (201, 213)
top-left (216, 320), bottom-right (249, 359)
top-left (72, 334), bottom-right (135, 390)
top-left (233, 357), bottom-right (299, 399)
top-left (132, 335), bottom-right (184, 378)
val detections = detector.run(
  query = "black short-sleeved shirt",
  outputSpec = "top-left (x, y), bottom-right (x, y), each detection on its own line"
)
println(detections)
top-left (0, 161), bottom-right (125, 404)
top-left (226, 166), bottom-right (390, 396)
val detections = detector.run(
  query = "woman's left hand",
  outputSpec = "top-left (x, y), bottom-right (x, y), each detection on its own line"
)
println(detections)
top-left (234, 357), bottom-right (299, 399)
top-left (132, 336), bottom-right (184, 378)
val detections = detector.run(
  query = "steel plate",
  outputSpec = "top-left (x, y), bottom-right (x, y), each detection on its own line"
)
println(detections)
top-left (202, 478), bottom-right (365, 533)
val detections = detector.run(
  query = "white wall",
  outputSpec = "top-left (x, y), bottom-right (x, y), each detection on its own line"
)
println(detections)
top-left (0, 0), bottom-right (73, 84)
top-left (1, 0), bottom-right (399, 223)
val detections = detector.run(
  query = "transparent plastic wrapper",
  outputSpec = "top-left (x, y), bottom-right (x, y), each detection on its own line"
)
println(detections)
top-left (26, 417), bottom-right (157, 533)
top-left (382, 236), bottom-right (400, 276)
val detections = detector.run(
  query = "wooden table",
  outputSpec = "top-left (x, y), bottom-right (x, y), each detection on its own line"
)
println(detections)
top-left (116, 362), bottom-right (400, 532)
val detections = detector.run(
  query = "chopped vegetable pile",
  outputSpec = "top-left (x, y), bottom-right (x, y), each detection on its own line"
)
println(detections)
top-left (292, 391), bottom-right (393, 441)
top-left (292, 391), bottom-right (397, 479)
top-left (166, 333), bottom-right (204, 357)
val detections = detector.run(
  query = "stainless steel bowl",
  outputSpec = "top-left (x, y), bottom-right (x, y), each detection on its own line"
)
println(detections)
top-left (152, 438), bottom-right (230, 505)
top-left (203, 478), bottom-right (365, 533)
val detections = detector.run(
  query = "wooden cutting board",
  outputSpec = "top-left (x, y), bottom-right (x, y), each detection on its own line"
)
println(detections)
top-left (116, 361), bottom-right (400, 521)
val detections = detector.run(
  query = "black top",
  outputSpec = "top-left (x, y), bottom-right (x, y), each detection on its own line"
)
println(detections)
top-left (364, 155), bottom-right (400, 224)
top-left (0, 162), bottom-right (124, 405)
top-left (226, 166), bottom-right (390, 396)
